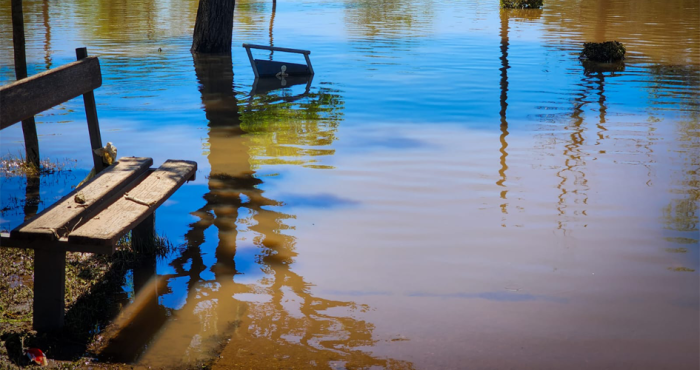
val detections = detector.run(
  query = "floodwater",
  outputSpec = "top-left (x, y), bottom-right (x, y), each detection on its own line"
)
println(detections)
top-left (1, 0), bottom-right (698, 368)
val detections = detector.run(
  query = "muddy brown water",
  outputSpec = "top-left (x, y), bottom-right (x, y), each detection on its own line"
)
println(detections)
top-left (0, 0), bottom-right (698, 368)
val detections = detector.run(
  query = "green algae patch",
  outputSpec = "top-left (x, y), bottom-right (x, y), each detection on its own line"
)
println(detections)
top-left (581, 41), bottom-right (626, 62)
top-left (501, 0), bottom-right (543, 9)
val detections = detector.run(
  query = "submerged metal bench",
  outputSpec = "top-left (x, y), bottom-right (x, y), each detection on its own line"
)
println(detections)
top-left (0, 48), bottom-right (196, 331)
top-left (243, 43), bottom-right (314, 78)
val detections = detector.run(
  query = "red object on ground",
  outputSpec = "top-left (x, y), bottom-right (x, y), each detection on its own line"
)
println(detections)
top-left (25, 348), bottom-right (48, 366)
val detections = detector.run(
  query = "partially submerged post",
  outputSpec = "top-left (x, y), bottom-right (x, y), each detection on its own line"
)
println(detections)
top-left (11, 0), bottom-right (40, 168)
top-left (581, 41), bottom-right (626, 63)
top-left (500, 0), bottom-right (543, 9)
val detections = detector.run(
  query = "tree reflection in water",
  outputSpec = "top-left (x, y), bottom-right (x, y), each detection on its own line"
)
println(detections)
top-left (343, 0), bottom-right (434, 39)
top-left (650, 65), bottom-right (700, 247)
top-left (497, 8), bottom-right (510, 224)
top-left (100, 54), bottom-right (411, 368)
top-left (496, 8), bottom-right (541, 227)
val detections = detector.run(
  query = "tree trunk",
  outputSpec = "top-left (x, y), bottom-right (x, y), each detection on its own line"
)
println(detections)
top-left (191, 0), bottom-right (236, 54)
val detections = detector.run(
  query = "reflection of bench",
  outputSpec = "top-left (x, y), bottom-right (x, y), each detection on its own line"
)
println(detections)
top-left (0, 48), bottom-right (196, 332)
top-left (243, 43), bottom-right (314, 78)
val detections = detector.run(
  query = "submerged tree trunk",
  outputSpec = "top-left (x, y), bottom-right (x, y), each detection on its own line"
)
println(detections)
top-left (191, 0), bottom-right (236, 54)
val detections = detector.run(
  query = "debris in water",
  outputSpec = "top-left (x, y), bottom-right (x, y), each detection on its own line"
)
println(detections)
top-left (581, 41), bottom-right (626, 62)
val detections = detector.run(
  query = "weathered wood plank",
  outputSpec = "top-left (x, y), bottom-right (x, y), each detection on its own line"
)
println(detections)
top-left (69, 160), bottom-right (197, 247)
top-left (10, 157), bottom-right (153, 242)
top-left (0, 57), bottom-right (102, 129)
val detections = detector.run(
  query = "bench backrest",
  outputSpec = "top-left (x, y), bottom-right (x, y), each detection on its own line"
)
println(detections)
top-left (0, 56), bottom-right (102, 130)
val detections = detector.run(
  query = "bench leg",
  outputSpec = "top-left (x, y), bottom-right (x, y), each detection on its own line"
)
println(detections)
top-left (132, 213), bottom-right (155, 253)
top-left (33, 249), bottom-right (66, 332)
top-left (133, 214), bottom-right (157, 291)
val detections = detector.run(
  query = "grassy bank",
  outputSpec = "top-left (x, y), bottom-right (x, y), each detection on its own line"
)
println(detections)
top-left (0, 236), bottom-right (178, 369)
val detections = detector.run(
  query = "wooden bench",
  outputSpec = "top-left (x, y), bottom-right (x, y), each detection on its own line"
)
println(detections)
top-left (0, 48), bottom-right (197, 332)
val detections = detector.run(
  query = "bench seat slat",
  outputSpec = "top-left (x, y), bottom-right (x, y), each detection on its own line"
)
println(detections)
top-left (10, 157), bottom-right (153, 242)
top-left (68, 160), bottom-right (197, 248)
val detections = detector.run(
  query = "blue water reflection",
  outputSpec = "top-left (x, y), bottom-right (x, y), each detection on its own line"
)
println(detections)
top-left (0, 0), bottom-right (698, 368)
